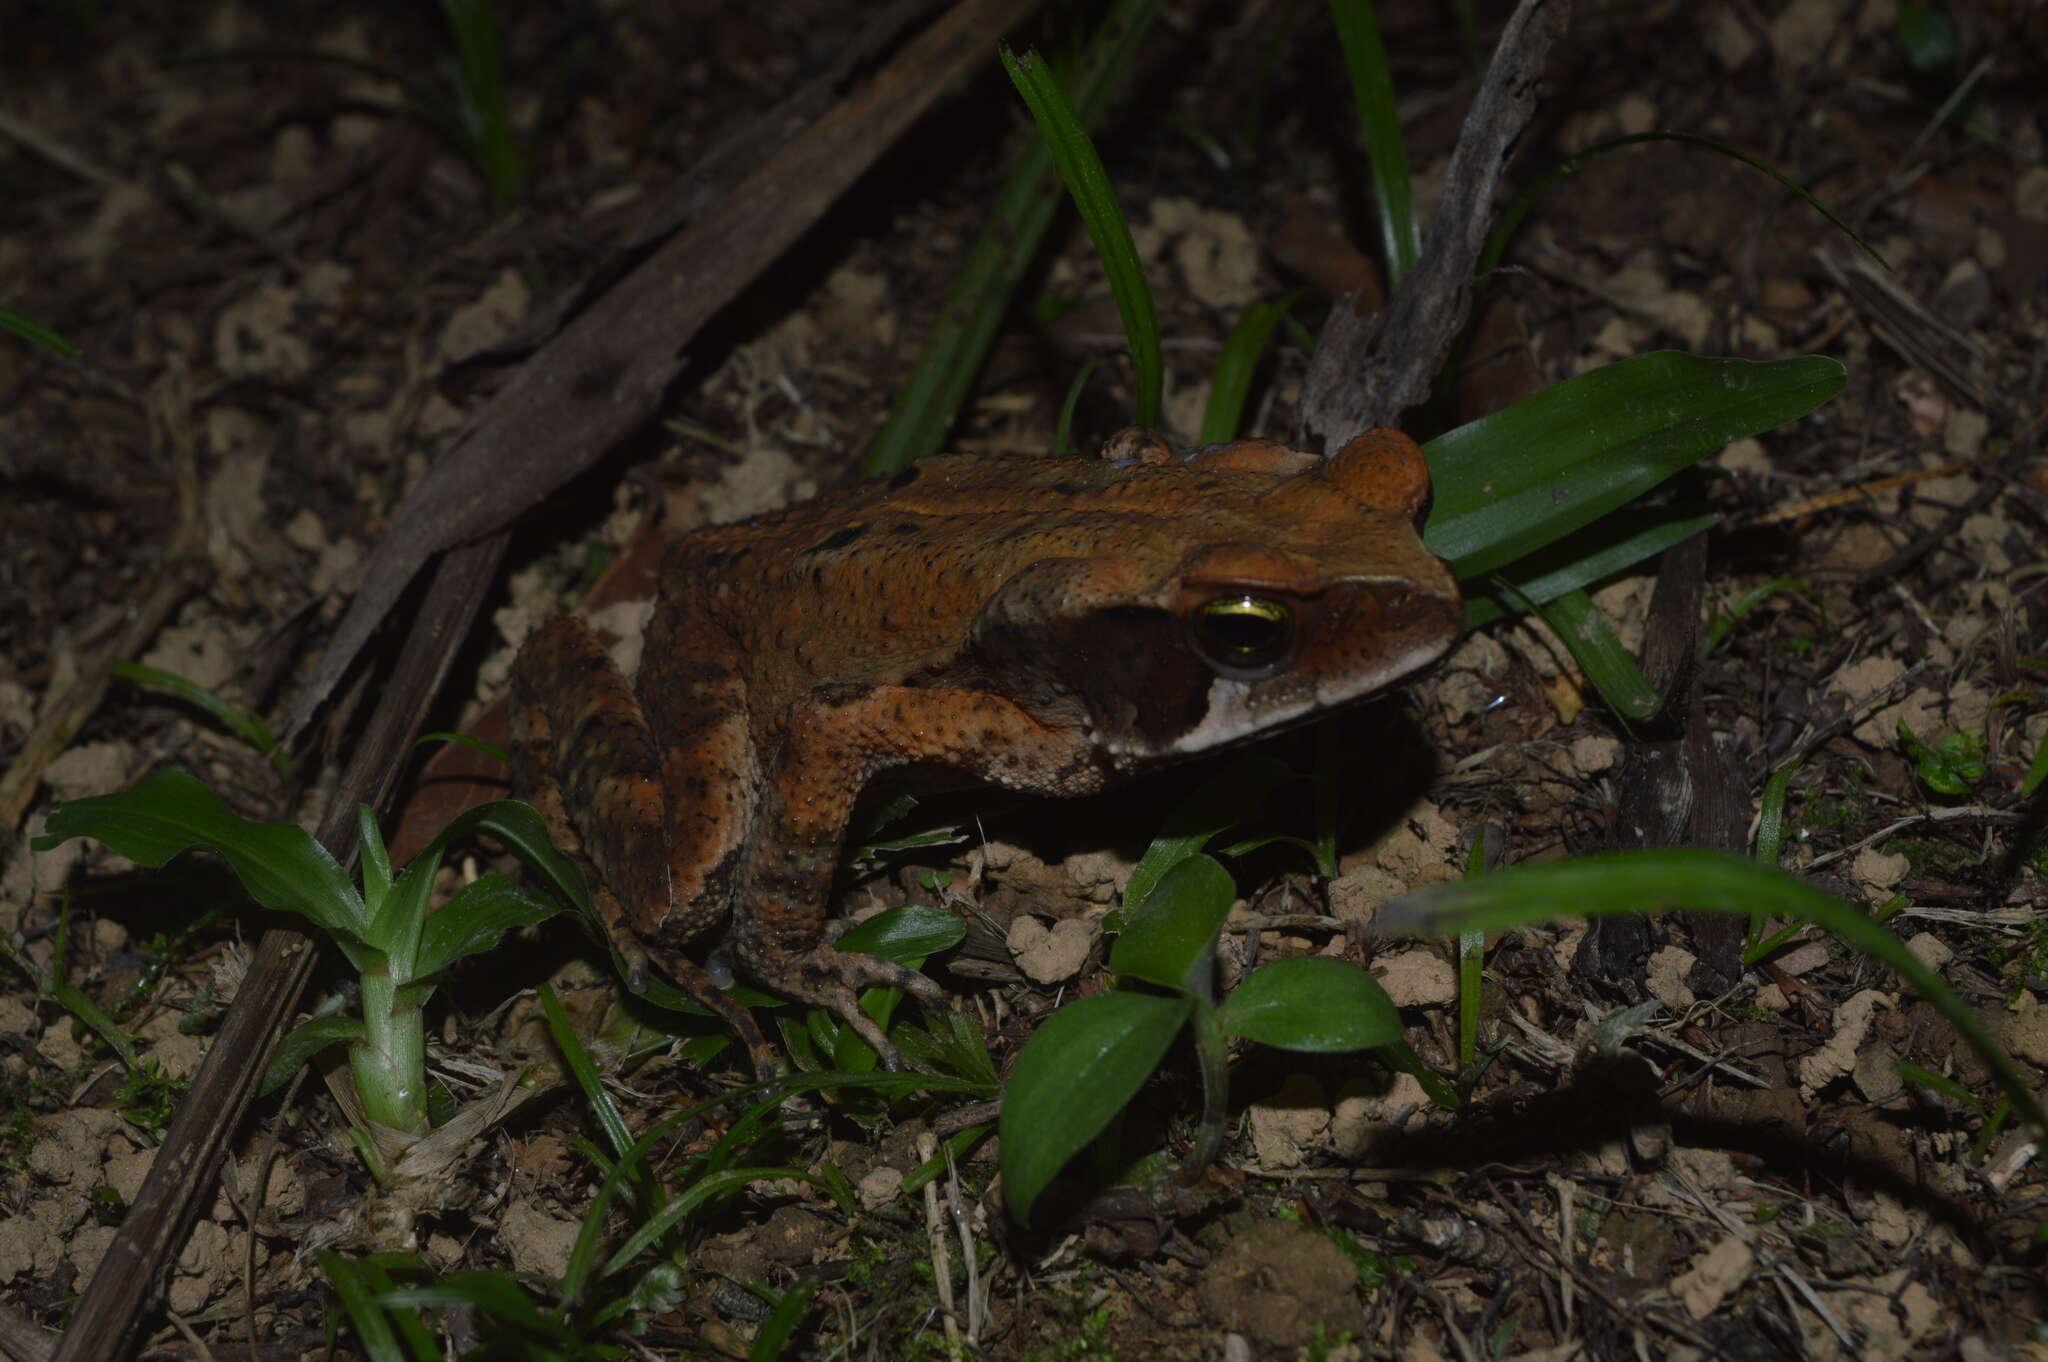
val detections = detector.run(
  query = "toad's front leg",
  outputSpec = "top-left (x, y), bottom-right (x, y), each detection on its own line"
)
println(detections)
top-left (732, 684), bottom-right (1099, 1070)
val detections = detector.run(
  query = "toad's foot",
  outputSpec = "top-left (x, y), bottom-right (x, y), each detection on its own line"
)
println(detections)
top-left (754, 945), bottom-right (949, 1071)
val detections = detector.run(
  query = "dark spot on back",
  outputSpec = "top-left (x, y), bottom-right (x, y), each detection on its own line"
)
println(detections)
top-left (891, 522), bottom-right (921, 536)
top-left (887, 466), bottom-right (922, 490)
top-left (811, 523), bottom-right (868, 553)
top-left (1051, 481), bottom-right (1082, 496)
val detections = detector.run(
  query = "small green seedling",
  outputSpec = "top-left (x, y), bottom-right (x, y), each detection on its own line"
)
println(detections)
top-left (1897, 718), bottom-right (1987, 796)
top-left (1896, 1060), bottom-right (2010, 1160)
top-left (1001, 841), bottom-right (1456, 1227)
top-left (35, 770), bottom-right (566, 1145)
top-left (313, 982), bottom-right (991, 1361)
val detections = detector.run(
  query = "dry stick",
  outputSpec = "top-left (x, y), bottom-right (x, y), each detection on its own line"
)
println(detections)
top-left (283, 0), bottom-right (1044, 742)
top-left (51, 7), bottom-right (1046, 1358)
top-left (0, 1303), bottom-right (56, 1362)
top-left (1295, 0), bottom-right (1569, 450)
top-left (48, 535), bottom-right (507, 1362)
top-left (1743, 459), bottom-right (1972, 527)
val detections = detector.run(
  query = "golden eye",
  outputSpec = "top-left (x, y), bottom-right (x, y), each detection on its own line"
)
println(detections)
top-left (1189, 594), bottom-right (1294, 678)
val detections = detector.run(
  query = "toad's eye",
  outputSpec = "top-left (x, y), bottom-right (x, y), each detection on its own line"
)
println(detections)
top-left (1188, 594), bottom-right (1294, 678)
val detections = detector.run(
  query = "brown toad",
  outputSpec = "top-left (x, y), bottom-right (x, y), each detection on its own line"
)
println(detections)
top-left (510, 428), bottom-right (1462, 1071)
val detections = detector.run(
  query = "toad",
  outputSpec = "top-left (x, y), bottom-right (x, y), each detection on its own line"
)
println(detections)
top-left (510, 428), bottom-right (1462, 1073)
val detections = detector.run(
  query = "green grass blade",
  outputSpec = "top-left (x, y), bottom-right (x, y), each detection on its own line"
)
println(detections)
top-left (1532, 588), bottom-right (1661, 722)
top-left (113, 661), bottom-right (289, 776)
top-left (862, 0), bottom-right (1155, 476)
top-left (0, 305), bottom-right (81, 355)
top-left (0, 930), bottom-right (145, 1073)
top-left (1461, 508), bottom-right (1719, 628)
top-left (320, 1254), bottom-right (431, 1362)
top-left (1329, 0), bottom-right (1419, 283)
top-left (1199, 292), bottom-right (1299, 443)
top-left (2021, 728), bottom-right (2047, 798)
top-left (1424, 352), bottom-right (1844, 581)
top-left (1700, 577), bottom-right (1819, 658)
top-left (1457, 828), bottom-right (1489, 1070)
top-left (1378, 848), bottom-right (2048, 1139)
top-left (439, 0), bottom-right (522, 207)
top-left (1483, 131), bottom-right (1884, 289)
top-left (600, 1167), bottom-right (831, 1277)
top-left (1753, 758), bottom-right (1801, 868)
top-left (749, 1280), bottom-right (819, 1362)
top-left (1055, 355), bottom-right (1103, 455)
top-left (411, 876), bottom-right (560, 982)
top-left (1001, 43), bottom-right (1161, 427)
top-left (377, 1274), bottom-right (571, 1343)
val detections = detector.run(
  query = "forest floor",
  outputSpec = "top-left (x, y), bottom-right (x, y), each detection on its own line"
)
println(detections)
top-left (3, 2), bottom-right (2046, 1359)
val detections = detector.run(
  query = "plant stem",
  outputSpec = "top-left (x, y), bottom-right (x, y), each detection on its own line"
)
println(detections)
top-left (353, 962), bottom-right (426, 1133)
top-left (1180, 1001), bottom-right (1230, 1182)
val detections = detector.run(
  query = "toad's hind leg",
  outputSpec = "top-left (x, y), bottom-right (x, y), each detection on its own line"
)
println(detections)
top-left (509, 612), bottom-right (780, 1079)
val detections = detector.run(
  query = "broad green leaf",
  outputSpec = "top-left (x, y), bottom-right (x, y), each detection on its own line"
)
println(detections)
top-left (1218, 956), bottom-right (1403, 1051)
top-left (1378, 848), bottom-right (2048, 1138)
top-left (1124, 753), bottom-right (1294, 913)
top-left (259, 1016), bottom-right (366, 1098)
top-left (369, 823), bottom-right (436, 980)
top-left (425, 799), bottom-right (589, 912)
top-left (1000, 989), bottom-right (1191, 1225)
top-left (411, 875), bottom-right (561, 982)
top-left (835, 903), bottom-right (966, 960)
top-left (1111, 854), bottom-right (1236, 996)
top-left (1424, 352), bottom-right (1845, 580)
top-left (35, 769), bottom-right (368, 949)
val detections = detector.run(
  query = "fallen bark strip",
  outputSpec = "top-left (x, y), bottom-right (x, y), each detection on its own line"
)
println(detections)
top-left (286, 0), bottom-right (1042, 741)
top-left (52, 5), bottom-right (1042, 1358)
top-left (1295, 0), bottom-right (1567, 451)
